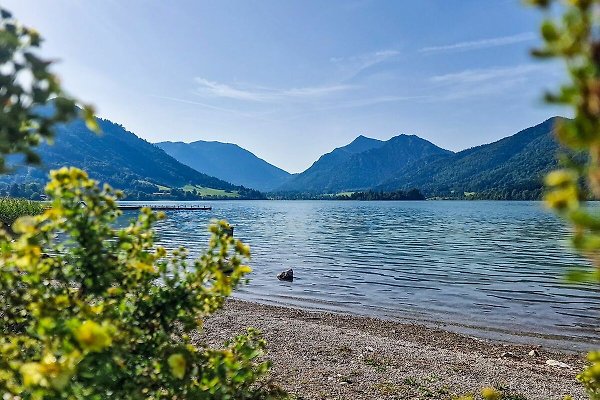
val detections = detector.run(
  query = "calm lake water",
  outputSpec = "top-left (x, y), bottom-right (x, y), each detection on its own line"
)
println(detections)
top-left (118, 200), bottom-right (599, 350)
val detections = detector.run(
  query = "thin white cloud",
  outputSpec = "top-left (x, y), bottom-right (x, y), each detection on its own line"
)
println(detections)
top-left (194, 78), bottom-right (269, 101)
top-left (420, 32), bottom-right (535, 54)
top-left (283, 85), bottom-right (353, 97)
top-left (194, 78), bottom-right (353, 102)
top-left (430, 64), bottom-right (543, 84)
top-left (330, 49), bottom-right (400, 79)
top-left (427, 64), bottom-right (549, 101)
top-left (151, 95), bottom-right (274, 121)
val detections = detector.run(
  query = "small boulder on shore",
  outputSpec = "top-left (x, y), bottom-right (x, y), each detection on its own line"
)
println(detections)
top-left (500, 351), bottom-right (520, 360)
top-left (529, 349), bottom-right (540, 357)
top-left (277, 269), bottom-right (294, 282)
top-left (546, 359), bottom-right (571, 369)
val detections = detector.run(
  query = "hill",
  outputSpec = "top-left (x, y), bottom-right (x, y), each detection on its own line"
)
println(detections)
top-left (277, 134), bottom-right (451, 193)
top-left (377, 117), bottom-right (562, 199)
top-left (156, 140), bottom-right (291, 192)
top-left (0, 114), bottom-right (264, 200)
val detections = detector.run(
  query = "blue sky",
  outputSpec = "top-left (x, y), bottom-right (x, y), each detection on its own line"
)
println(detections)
top-left (5, 0), bottom-right (565, 173)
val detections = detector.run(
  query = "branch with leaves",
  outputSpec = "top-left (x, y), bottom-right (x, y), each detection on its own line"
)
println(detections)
top-left (0, 7), bottom-right (97, 172)
top-left (527, 0), bottom-right (600, 397)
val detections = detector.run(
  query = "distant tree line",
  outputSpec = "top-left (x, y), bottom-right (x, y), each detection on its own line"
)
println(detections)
top-left (336, 188), bottom-right (425, 200)
top-left (0, 182), bottom-right (266, 201)
top-left (462, 188), bottom-right (543, 200)
top-left (425, 188), bottom-right (544, 201)
top-left (0, 181), bottom-right (554, 202)
top-left (268, 188), bottom-right (425, 200)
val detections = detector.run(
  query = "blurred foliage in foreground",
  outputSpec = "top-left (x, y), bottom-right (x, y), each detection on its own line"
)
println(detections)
top-left (0, 167), bottom-right (276, 399)
top-left (0, 7), bottom-right (278, 399)
top-left (528, 0), bottom-right (600, 398)
top-left (0, 8), bottom-right (96, 172)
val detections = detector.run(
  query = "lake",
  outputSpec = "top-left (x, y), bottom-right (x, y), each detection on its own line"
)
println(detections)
top-left (118, 200), bottom-right (599, 350)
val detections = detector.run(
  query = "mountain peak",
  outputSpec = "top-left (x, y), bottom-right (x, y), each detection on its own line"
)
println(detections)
top-left (351, 134), bottom-right (377, 143)
top-left (343, 135), bottom-right (384, 155)
top-left (354, 134), bottom-right (372, 140)
top-left (278, 130), bottom-right (450, 193)
top-left (157, 140), bottom-right (291, 192)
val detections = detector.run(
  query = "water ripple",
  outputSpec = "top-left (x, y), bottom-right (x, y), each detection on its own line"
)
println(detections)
top-left (118, 200), bottom-right (600, 348)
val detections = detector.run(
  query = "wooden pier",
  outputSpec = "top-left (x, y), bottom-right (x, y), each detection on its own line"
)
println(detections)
top-left (117, 204), bottom-right (212, 211)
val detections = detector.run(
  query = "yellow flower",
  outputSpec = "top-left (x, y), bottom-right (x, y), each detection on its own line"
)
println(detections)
top-left (132, 261), bottom-right (156, 274)
top-left (238, 265), bottom-right (252, 274)
top-left (481, 387), bottom-right (501, 400)
top-left (235, 241), bottom-right (251, 257)
top-left (106, 287), bottom-right (123, 296)
top-left (167, 353), bottom-right (186, 379)
top-left (12, 217), bottom-right (37, 234)
top-left (73, 320), bottom-right (112, 352)
top-left (14, 246), bottom-right (42, 269)
top-left (544, 186), bottom-right (578, 211)
top-left (545, 169), bottom-right (577, 187)
top-left (54, 295), bottom-right (70, 309)
top-left (156, 246), bottom-right (167, 257)
top-left (20, 362), bottom-right (45, 387)
top-left (19, 352), bottom-right (78, 389)
top-left (89, 304), bottom-right (104, 314)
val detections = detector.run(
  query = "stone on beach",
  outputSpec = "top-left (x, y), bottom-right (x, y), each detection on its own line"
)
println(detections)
top-left (277, 268), bottom-right (294, 282)
top-left (546, 359), bottom-right (571, 369)
top-left (501, 351), bottom-right (520, 359)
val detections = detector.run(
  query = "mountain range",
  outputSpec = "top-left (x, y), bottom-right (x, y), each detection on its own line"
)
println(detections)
top-left (273, 117), bottom-right (561, 199)
top-left (0, 107), bottom-right (564, 200)
top-left (156, 140), bottom-right (290, 192)
top-left (277, 134), bottom-right (452, 193)
top-left (0, 114), bottom-right (264, 200)
top-left (376, 117), bottom-right (561, 199)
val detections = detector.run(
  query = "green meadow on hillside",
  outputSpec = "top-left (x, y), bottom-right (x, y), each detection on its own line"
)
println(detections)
top-left (182, 184), bottom-right (240, 198)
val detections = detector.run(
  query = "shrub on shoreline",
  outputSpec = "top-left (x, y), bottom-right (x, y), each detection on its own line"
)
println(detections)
top-left (0, 167), bottom-right (277, 398)
top-left (0, 8), bottom-right (278, 398)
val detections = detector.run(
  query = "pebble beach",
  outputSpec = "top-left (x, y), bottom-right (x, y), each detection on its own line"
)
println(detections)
top-left (200, 299), bottom-right (588, 399)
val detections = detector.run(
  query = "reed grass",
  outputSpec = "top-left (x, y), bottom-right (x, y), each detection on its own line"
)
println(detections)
top-left (0, 197), bottom-right (45, 227)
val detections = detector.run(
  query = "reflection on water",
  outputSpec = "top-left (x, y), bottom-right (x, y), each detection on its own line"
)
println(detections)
top-left (117, 200), bottom-right (600, 349)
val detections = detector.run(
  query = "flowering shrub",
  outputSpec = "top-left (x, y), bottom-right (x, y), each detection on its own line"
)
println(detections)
top-left (0, 167), bottom-right (275, 399)
top-left (529, 0), bottom-right (600, 397)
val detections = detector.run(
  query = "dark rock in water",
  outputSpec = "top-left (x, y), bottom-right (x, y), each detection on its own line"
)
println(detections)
top-left (277, 269), bottom-right (293, 282)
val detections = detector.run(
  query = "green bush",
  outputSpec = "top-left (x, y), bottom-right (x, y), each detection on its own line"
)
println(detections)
top-left (0, 197), bottom-right (45, 227)
top-left (0, 167), bottom-right (275, 399)
top-left (0, 8), bottom-right (278, 399)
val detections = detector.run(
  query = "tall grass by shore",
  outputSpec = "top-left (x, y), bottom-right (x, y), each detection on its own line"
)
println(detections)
top-left (0, 197), bottom-right (45, 227)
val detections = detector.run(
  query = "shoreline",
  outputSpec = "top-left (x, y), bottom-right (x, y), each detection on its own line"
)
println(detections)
top-left (233, 294), bottom-right (597, 353)
top-left (200, 299), bottom-right (588, 400)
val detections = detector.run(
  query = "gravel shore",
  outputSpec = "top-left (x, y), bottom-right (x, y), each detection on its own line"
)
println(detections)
top-left (200, 299), bottom-right (589, 400)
